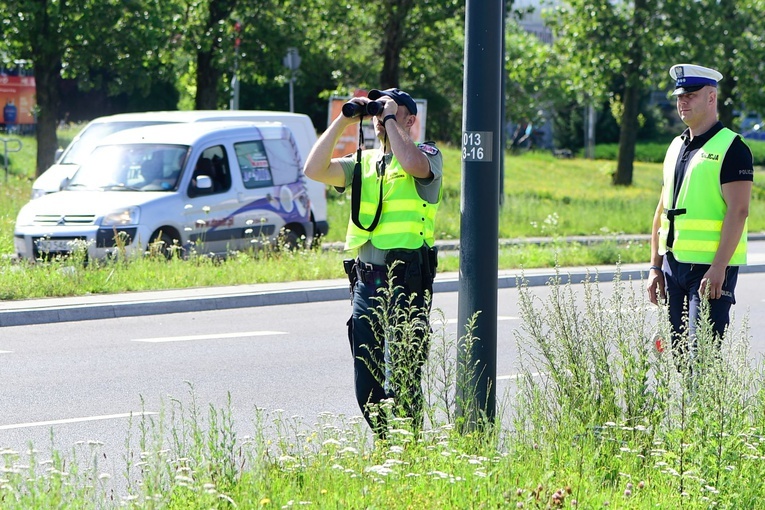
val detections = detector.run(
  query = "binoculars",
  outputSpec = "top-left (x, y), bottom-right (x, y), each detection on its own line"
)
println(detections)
top-left (341, 100), bottom-right (384, 118)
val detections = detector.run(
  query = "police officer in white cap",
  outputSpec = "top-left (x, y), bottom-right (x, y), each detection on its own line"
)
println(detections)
top-left (647, 64), bottom-right (754, 370)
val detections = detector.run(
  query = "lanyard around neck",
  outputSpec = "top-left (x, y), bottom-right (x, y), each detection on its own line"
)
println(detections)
top-left (350, 117), bottom-right (388, 232)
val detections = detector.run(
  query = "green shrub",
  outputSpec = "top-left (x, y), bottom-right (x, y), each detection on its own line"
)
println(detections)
top-left (594, 138), bottom-right (765, 166)
top-left (592, 142), bottom-right (673, 163)
top-left (2, 274), bottom-right (763, 508)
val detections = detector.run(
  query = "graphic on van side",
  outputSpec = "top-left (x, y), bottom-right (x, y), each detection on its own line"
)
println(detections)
top-left (187, 182), bottom-right (310, 244)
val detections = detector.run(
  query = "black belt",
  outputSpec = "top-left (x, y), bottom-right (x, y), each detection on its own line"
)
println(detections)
top-left (355, 261), bottom-right (388, 286)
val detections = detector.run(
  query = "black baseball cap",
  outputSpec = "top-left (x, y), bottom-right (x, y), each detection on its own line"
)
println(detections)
top-left (368, 88), bottom-right (417, 115)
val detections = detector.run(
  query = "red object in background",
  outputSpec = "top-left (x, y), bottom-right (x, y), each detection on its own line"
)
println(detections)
top-left (234, 21), bottom-right (242, 47)
top-left (654, 335), bottom-right (665, 353)
top-left (0, 75), bottom-right (36, 124)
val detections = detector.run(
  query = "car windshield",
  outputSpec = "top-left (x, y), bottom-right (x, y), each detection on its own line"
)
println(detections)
top-left (60, 121), bottom-right (174, 165)
top-left (66, 144), bottom-right (189, 192)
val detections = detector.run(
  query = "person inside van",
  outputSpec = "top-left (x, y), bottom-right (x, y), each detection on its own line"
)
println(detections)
top-left (139, 152), bottom-right (178, 191)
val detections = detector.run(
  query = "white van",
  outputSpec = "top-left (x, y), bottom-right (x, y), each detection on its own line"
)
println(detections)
top-left (15, 121), bottom-right (317, 260)
top-left (33, 110), bottom-right (328, 238)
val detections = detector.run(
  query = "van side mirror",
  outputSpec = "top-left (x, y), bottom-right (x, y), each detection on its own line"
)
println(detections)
top-left (195, 175), bottom-right (213, 190)
top-left (54, 148), bottom-right (64, 163)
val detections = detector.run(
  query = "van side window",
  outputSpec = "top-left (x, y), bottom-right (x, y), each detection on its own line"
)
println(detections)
top-left (235, 140), bottom-right (273, 189)
top-left (263, 138), bottom-right (301, 186)
top-left (188, 145), bottom-right (231, 197)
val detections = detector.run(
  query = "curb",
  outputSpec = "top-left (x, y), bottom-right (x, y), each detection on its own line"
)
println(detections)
top-left (3, 263), bottom-right (764, 328)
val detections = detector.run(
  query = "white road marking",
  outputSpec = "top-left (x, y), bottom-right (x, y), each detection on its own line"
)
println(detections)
top-left (132, 331), bottom-right (288, 343)
top-left (0, 351), bottom-right (12, 354)
top-left (497, 372), bottom-right (544, 381)
top-left (446, 316), bottom-right (518, 324)
top-left (0, 412), bottom-right (158, 431)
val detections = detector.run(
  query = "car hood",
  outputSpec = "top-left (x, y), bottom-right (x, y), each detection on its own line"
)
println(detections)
top-left (20, 189), bottom-right (168, 216)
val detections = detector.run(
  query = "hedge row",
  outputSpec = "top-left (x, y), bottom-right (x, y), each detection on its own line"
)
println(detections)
top-left (594, 139), bottom-right (765, 166)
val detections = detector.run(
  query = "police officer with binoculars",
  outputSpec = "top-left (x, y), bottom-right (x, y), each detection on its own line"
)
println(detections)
top-left (304, 88), bottom-right (443, 437)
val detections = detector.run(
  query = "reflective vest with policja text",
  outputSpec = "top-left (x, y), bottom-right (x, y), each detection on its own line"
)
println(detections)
top-left (345, 149), bottom-right (441, 251)
top-left (658, 127), bottom-right (747, 265)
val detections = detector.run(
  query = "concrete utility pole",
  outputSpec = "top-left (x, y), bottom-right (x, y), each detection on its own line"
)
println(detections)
top-left (456, 0), bottom-right (503, 428)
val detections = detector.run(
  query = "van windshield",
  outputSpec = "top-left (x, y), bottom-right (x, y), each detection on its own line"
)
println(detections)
top-left (60, 121), bottom-right (174, 165)
top-left (66, 144), bottom-right (189, 192)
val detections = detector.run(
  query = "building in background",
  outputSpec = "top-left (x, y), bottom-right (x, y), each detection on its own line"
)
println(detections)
top-left (0, 60), bottom-right (36, 134)
top-left (515, 0), bottom-right (558, 44)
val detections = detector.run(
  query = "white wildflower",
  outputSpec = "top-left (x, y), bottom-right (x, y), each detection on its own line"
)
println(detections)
top-left (365, 465), bottom-right (393, 476)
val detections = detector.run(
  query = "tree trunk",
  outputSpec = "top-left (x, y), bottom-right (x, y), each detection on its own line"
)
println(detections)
top-left (716, 0), bottom-right (735, 129)
top-left (30, 12), bottom-right (62, 178)
top-left (717, 66), bottom-right (735, 128)
top-left (717, 74), bottom-right (734, 128)
top-left (612, 0), bottom-right (647, 187)
top-left (613, 83), bottom-right (640, 186)
top-left (195, 51), bottom-right (220, 110)
top-left (192, 0), bottom-right (238, 110)
top-left (379, 0), bottom-right (413, 88)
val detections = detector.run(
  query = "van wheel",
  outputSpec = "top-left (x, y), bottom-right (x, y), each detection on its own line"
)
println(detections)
top-left (148, 231), bottom-right (179, 259)
top-left (277, 228), bottom-right (304, 251)
top-left (309, 231), bottom-right (323, 251)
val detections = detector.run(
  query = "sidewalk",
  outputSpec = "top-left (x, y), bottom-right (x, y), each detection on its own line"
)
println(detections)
top-left (3, 235), bottom-right (765, 327)
top-left (3, 257), bottom-right (765, 327)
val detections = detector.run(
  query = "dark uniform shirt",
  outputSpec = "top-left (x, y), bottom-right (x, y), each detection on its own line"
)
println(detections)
top-left (668, 121), bottom-right (754, 247)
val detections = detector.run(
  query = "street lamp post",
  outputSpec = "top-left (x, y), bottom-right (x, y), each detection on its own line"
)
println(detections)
top-left (230, 21), bottom-right (242, 111)
top-left (283, 47), bottom-right (301, 113)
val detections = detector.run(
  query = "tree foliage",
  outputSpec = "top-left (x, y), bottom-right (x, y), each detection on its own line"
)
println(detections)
top-left (1, 0), bottom-right (764, 181)
top-left (662, 0), bottom-right (765, 127)
top-left (0, 0), bottom-right (174, 176)
top-left (546, 0), bottom-right (676, 185)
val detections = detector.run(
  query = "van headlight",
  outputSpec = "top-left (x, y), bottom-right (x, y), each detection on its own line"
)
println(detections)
top-left (101, 207), bottom-right (140, 226)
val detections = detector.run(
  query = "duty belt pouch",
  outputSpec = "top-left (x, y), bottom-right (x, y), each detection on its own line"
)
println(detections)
top-left (385, 249), bottom-right (423, 294)
top-left (343, 258), bottom-right (357, 297)
top-left (343, 258), bottom-right (356, 280)
top-left (427, 246), bottom-right (438, 277)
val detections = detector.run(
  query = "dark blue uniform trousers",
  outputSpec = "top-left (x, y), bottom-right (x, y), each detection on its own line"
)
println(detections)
top-left (346, 263), bottom-right (431, 436)
top-left (663, 252), bottom-right (738, 361)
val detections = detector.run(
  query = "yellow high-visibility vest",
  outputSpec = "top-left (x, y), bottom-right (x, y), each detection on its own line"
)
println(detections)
top-left (658, 128), bottom-right (747, 265)
top-left (345, 149), bottom-right (440, 251)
